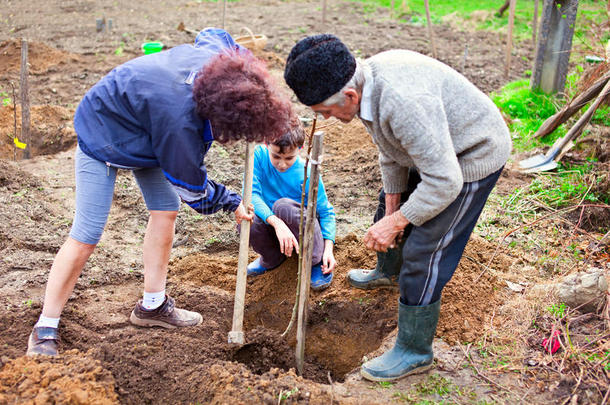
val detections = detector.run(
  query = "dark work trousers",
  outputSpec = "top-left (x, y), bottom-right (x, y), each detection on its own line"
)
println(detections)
top-left (374, 167), bottom-right (503, 306)
top-left (249, 198), bottom-right (324, 269)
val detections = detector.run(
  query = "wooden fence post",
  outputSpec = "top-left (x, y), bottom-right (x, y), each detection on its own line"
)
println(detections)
top-left (530, 0), bottom-right (578, 94)
top-left (424, 0), bottom-right (437, 59)
top-left (533, 0), bottom-right (540, 45)
top-left (295, 131), bottom-right (324, 375)
top-left (20, 39), bottom-right (30, 160)
top-left (504, 0), bottom-right (517, 78)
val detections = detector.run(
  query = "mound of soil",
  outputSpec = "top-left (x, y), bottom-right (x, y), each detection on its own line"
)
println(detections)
top-left (0, 39), bottom-right (79, 75)
top-left (0, 105), bottom-right (76, 159)
top-left (0, 350), bottom-right (118, 404)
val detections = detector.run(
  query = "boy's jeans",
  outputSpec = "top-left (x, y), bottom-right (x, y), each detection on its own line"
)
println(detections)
top-left (249, 198), bottom-right (324, 269)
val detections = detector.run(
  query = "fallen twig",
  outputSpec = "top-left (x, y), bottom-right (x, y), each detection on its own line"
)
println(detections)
top-left (474, 203), bottom-right (610, 283)
top-left (458, 345), bottom-right (515, 396)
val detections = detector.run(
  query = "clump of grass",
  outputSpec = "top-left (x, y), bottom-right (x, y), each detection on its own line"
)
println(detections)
top-left (528, 161), bottom-right (608, 208)
top-left (491, 79), bottom-right (565, 152)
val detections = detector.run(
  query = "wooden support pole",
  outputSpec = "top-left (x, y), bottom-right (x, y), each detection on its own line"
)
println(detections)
top-left (391, 0), bottom-right (395, 17)
top-left (504, 0), bottom-right (517, 79)
top-left (424, 0), bottom-right (437, 59)
top-left (533, 0), bottom-right (539, 45)
top-left (295, 131), bottom-right (324, 375)
top-left (20, 39), bottom-right (30, 159)
top-left (228, 141), bottom-right (255, 345)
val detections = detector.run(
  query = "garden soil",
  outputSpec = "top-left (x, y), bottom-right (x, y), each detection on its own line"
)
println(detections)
top-left (0, 0), bottom-right (566, 403)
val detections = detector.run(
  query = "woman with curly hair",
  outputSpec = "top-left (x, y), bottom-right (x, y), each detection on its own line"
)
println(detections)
top-left (27, 28), bottom-right (294, 356)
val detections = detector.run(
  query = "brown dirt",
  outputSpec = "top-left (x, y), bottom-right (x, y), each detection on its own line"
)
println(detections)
top-left (0, 39), bottom-right (80, 75)
top-left (0, 105), bottom-right (76, 159)
top-left (0, 350), bottom-right (118, 404)
top-left (0, 0), bottom-right (595, 403)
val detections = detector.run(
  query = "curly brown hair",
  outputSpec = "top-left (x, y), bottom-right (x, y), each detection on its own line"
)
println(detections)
top-left (193, 50), bottom-right (293, 144)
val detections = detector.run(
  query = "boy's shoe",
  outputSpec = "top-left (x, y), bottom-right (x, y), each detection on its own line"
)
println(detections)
top-left (247, 257), bottom-right (284, 276)
top-left (311, 263), bottom-right (333, 291)
top-left (26, 326), bottom-right (59, 356)
top-left (130, 295), bottom-right (202, 329)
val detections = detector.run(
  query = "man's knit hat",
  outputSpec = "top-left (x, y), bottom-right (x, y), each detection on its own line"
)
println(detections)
top-left (284, 34), bottom-right (356, 106)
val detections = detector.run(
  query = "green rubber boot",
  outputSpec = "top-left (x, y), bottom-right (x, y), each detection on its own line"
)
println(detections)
top-left (361, 299), bottom-right (441, 381)
top-left (347, 239), bottom-right (404, 289)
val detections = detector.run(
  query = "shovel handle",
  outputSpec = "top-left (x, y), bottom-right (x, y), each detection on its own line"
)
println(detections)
top-left (546, 78), bottom-right (610, 160)
top-left (229, 142), bottom-right (255, 344)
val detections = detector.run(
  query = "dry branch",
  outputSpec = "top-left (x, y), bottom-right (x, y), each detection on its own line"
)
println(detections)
top-left (496, 0), bottom-right (510, 17)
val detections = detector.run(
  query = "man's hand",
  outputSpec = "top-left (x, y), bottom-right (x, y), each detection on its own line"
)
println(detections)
top-left (364, 210), bottom-right (409, 252)
top-left (267, 215), bottom-right (299, 257)
top-left (322, 239), bottom-right (336, 274)
top-left (234, 202), bottom-right (254, 224)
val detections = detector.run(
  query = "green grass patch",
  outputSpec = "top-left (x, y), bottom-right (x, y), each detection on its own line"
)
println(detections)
top-left (592, 105), bottom-right (610, 126)
top-left (527, 160), bottom-right (608, 208)
top-left (349, 0), bottom-right (606, 44)
top-left (491, 79), bottom-right (565, 152)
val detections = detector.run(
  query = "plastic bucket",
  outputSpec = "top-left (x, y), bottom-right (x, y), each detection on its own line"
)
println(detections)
top-left (141, 42), bottom-right (164, 55)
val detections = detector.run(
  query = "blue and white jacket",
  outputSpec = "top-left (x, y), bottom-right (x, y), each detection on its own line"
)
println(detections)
top-left (74, 28), bottom-right (242, 214)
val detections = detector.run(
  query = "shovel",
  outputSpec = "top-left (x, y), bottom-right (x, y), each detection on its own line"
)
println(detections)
top-left (228, 142), bottom-right (255, 345)
top-left (519, 78), bottom-right (610, 173)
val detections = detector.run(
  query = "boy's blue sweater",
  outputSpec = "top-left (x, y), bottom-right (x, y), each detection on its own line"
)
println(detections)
top-left (252, 145), bottom-right (336, 242)
top-left (73, 28), bottom-right (242, 214)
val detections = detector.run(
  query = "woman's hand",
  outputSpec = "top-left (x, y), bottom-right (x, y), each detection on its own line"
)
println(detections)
top-left (364, 211), bottom-right (409, 252)
top-left (322, 239), bottom-right (336, 274)
top-left (268, 216), bottom-right (299, 257)
top-left (234, 202), bottom-right (254, 224)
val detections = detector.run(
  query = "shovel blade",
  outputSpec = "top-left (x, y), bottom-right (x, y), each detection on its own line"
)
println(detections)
top-left (521, 160), bottom-right (558, 173)
top-left (518, 153), bottom-right (548, 169)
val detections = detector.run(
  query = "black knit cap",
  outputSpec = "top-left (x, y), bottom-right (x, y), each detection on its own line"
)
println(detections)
top-left (284, 34), bottom-right (356, 106)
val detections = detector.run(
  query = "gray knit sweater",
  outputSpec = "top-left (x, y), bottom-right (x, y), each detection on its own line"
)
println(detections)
top-left (358, 50), bottom-right (511, 226)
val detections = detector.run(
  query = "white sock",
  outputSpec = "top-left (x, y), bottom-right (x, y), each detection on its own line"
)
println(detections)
top-left (36, 314), bottom-right (60, 329)
top-left (142, 290), bottom-right (165, 310)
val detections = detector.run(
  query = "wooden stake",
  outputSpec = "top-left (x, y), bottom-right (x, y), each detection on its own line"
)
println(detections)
top-left (222, 0), bottom-right (227, 30)
top-left (424, 0), bottom-right (437, 59)
top-left (391, 0), bottom-right (395, 18)
top-left (322, 0), bottom-right (327, 24)
top-left (11, 82), bottom-right (17, 162)
top-left (295, 131), bottom-right (324, 375)
top-left (533, 0), bottom-right (539, 45)
top-left (20, 39), bottom-right (30, 159)
top-left (228, 141), bottom-right (255, 345)
top-left (504, 0), bottom-right (517, 78)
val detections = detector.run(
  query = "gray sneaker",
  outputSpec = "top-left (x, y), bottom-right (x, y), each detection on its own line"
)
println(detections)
top-left (130, 295), bottom-right (202, 329)
top-left (27, 326), bottom-right (59, 356)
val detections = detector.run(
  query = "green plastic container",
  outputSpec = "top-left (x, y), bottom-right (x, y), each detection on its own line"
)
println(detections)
top-left (141, 42), bottom-right (164, 55)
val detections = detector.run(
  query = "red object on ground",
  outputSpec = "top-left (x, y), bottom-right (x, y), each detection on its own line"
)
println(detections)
top-left (542, 330), bottom-right (561, 354)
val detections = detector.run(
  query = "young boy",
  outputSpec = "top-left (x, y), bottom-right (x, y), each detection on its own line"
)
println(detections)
top-left (247, 124), bottom-right (336, 290)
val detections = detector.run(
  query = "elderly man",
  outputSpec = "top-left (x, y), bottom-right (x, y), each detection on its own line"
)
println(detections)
top-left (284, 34), bottom-right (511, 381)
